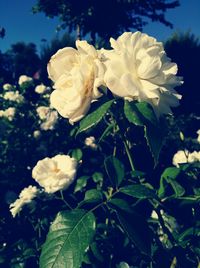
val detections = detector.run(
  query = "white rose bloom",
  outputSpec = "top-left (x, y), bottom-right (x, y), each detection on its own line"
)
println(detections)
top-left (3, 83), bottom-right (12, 90)
top-left (0, 110), bottom-right (5, 117)
top-left (197, 130), bottom-right (200, 143)
top-left (35, 84), bottom-right (47, 94)
top-left (36, 106), bottom-right (51, 120)
top-left (40, 110), bottom-right (58, 130)
top-left (48, 40), bottom-right (105, 124)
top-left (172, 150), bottom-right (189, 167)
top-left (18, 75), bottom-right (33, 85)
top-left (84, 136), bottom-right (97, 149)
top-left (9, 186), bottom-right (38, 217)
top-left (0, 107), bottom-right (16, 121)
top-left (188, 151), bottom-right (200, 163)
top-left (4, 107), bottom-right (16, 121)
top-left (4, 91), bottom-right (24, 103)
top-left (173, 150), bottom-right (200, 167)
top-left (103, 31), bottom-right (183, 117)
top-left (32, 155), bottom-right (78, 193)
top-left (33, 130), bottom-right (41, 138)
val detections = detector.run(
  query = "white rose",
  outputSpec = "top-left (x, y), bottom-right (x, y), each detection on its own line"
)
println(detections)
top-left (4, 91), bottom-right (24, 103)
top-left (36, 106), bottom-right (51, 120)
top-left (5, 107), bottom-right (16, 121)
top-left (103, 31), bottom-right (183, 117)
top-left (33, 130), bottom-right (41, 138)
top-left (172, 150), bottom-right (200, 167)
top-left (0, 110), bottom-right (5, 117)
top-left (3, 83), bottom-right (12, 90)
top-left (84, 136), bottom-right (97, 149)
top-left (18, 75), bottom-right (33, 85)
top-left (35, 84), bottom-right (47, 94)
top-left (40, 110), bottom-right (58, 130)
top-left (172, 150), bottom-right (188, 167)
top-left (48, 40), bottom-right (105, 124)
top-left (9, 185), bottom-right (38, 217)
top-left (0, 107), bottom-right (16, 121)
top-left (188, 151), bottom-right (200, 163)
top-left (32, 154), bottom-right (78, 193)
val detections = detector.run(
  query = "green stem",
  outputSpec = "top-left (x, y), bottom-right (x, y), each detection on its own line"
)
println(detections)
top-left (59, 191), bottom-right (73, 210)
top-left (123, 139), bottom-right (135, 171)
top-left (112, 114), bottom-right (135, 171)
top-left (150, 199), bottom-right (176, 246)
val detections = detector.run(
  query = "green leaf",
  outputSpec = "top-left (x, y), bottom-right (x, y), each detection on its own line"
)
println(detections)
top-left (71, 148), bottom-right (83, 161)
top-left (124, 101), bottom-right (144, 126)
top-left (104, 156), bottom-right (125, 187)
top-left (98, 123), bottom-right (115, 142)
top-left (92, 172), bottom-right (103, 183)
top-left (144, 124), bottom-right (163, 166)
top-left (108, 198), bottom-right (133, 213)
top-left (130, 170), bottom-right (146, 179)
top-left (135, 102), bottom-right (157, 126)
top-left (116, 209), bottom-right (152, 256)
top-left (79, 189), bottom-right (103, 207)
top-left (40, 209), bottom-right (96, 268)
top-left (158, 167), bottom-right (184, 198)
top-left (124, 100), bottom-right (163, 165)
top-left (90, 242), bottom-right (104, 262)
top-left (77, 100), bottom-right (114, 134)
top-left (178, 227), bottom-right (200, 242)
top-left (74, 176), bottom-right (90, 193)
top-left (120, 184), bottom-right (156, 199)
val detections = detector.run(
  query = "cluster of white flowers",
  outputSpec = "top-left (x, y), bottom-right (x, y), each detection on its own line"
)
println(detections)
top-left (84, 136), bottom-right (97, 149)
top-left (3, 91), bottom-right (24, 103)
top-left (18, 75), bottom-right (33, 86)
top-left (0, 107), bottom-right (16, 121)
top-left (35, 84), bottom-right (48, 94)
top-left (36, 106), bottom-right (58, 130)
top-left (48, 31), bottom-right (183, 123)
top-left (9, 186), bottom-right (38, 217)
top-left (3, 83), bottom-right (13, 91)
top-left (32, 154), bottom-right (78, 193)
top-left (172, 150), bottom-right (200, 167)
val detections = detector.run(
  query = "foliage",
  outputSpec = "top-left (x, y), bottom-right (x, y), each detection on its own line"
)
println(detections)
top-left (1, 27), bottom-right (200, 268)
top-left (1, 75), bottom-right (199, 267)
top-left (32, 0), bottom-right (180, 42)
top-left (165, 31), bottom-right (200, 115)
top-left (0, 42), bottom-right (41, 84)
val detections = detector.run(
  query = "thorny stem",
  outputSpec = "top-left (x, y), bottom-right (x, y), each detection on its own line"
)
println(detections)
top-left (59, 191), bottom-right (73, 210)
top-left (150, 199), bottom-right (176, 246)
top-left (123, 139), bottom-right (135, 172)
top-left (111, 113), bottom-right (135, 171)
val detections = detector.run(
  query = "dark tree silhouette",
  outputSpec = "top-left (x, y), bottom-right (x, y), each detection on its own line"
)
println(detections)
top-left (0, 27), bottom-right (6, 38)
top-left (32, 0), bottom-right (180, 43)
top-left (165, 32), bottom-right (200, 115)
top-left (6, 42), bottom-right (41, 80)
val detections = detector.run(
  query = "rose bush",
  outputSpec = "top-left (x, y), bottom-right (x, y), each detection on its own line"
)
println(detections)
top-left (1, 32), bottom-right (200, 268)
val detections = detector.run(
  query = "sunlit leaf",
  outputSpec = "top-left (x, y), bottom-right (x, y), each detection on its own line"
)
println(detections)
top-left (77, 100), bottom-right (114, 134)
top-left (40, 209), bottom-right (96, 268)
top-left (104, 156), bottom-right (125, 187)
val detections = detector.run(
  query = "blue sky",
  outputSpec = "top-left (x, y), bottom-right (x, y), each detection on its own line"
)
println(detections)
top-left (0, 0), bottom-right (200, 54)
